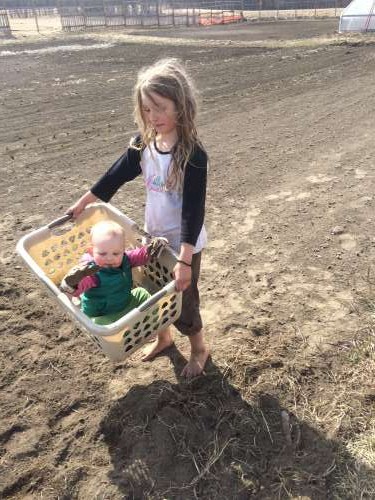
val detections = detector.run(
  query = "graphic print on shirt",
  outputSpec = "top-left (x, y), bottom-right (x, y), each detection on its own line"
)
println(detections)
top-left (145, 174), bottom-right (167, 193)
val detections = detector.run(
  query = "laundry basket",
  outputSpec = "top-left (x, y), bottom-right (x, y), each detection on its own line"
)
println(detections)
top-left (16, 203), bottom-right (182, 362)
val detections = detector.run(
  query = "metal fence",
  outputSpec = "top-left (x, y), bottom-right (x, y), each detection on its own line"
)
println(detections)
top-left (59, 1), bottom-right (244, 31)
top-left (1, 0), bottom-right (353, 36)
top-left (243, 0), bottom-right (350, 19)
top-left (243, 0), bottom-right (349, 7)
top-left (0, 9), bottom-right (11, 35)
top-left (6, 7), bottom-right (58, 17)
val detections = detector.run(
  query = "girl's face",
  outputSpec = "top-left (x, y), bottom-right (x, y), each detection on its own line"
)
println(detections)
top-left (141, 91), bottom-right (177, 138)
top-left (92, 234), bottom-right (124, 268)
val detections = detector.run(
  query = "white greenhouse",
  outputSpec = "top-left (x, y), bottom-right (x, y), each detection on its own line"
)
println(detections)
top-left (340, 0), bottom-right (375, 32)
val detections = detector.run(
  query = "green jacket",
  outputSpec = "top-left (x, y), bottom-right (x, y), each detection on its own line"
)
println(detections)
top-left (81, 256), bottom-right (133, 317)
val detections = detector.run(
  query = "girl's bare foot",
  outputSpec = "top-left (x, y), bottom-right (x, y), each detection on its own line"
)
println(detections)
top-left (181, 329), bottom-right (209, 377)
top-left (142, 328), bottom-right (174, 361)
top-left (181, 346), bottom-right (210, 378)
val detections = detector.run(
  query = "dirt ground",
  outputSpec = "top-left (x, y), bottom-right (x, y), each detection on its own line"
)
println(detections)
top-left (1, 19), bottom-right (375, 499)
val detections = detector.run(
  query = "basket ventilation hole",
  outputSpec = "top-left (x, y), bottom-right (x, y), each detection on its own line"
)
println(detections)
top-left (161, 301), bottom-right (169, 309)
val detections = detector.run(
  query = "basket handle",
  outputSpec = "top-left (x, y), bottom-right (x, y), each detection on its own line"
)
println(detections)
top-left (138, 288), bottom-right (168, 312)
top-left (132, 224), bottom-right (152, 240)
top-left (47, 213), bottom-right (73, 230)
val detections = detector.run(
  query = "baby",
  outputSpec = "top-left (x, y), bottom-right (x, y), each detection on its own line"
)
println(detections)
top-left (61, 220), bottom-right (167, 325)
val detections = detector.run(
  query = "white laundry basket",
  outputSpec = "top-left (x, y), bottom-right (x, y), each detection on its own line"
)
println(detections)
top-left (16, 203), bottom-right (182, 362)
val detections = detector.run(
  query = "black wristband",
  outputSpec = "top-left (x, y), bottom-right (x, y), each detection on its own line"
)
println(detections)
top-left (177, 259), bottom-right (192, 267)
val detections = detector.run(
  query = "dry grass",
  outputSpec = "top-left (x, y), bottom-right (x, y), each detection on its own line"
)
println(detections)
top-left (215, 311), bottom-right (375, 498)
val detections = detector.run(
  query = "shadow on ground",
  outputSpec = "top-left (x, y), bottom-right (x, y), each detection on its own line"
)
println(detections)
top-left (99, 346), bottom-right (372, 499)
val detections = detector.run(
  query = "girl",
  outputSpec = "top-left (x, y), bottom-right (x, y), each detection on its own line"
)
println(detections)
top-left (67, 58), bottom-right (209, 377)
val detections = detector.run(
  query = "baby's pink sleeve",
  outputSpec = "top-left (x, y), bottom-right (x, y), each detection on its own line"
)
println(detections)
top-left (73, 275), bottom-right (99, 297)
top-left (126, 246), bottom-right (149, 267)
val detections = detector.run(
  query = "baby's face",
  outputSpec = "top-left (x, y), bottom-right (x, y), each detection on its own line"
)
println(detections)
top-left (92, 234), bottom-right (124, 268)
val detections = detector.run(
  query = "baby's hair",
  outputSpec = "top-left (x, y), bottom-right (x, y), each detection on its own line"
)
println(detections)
top-left (90, 220), bottom-right (125, 242)
top-left (132, 58), bottom-right (205, 191)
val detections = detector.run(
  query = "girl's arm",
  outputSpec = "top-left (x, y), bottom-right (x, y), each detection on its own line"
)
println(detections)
top-left (175, 145), bottom-right (207, 291)
top-left (91, 142), bottom-right (142, 203)
top-left (67, 138), bottom-right (143, 218)
top-left (180, 145), bottom-right (207, 247)
top-left (174, 243), bottom-right (194, 292)
top-left (68, 191), bottom-right (98, 219)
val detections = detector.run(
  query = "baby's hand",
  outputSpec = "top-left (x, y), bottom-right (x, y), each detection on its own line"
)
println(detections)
top-left (60, 262), bottom-right (100, 293)
top-left (148, 237), bottom-right (169, 260)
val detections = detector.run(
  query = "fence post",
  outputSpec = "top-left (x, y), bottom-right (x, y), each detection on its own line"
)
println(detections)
top-left (157, 0), bottom-right (160, 26)
top-left (102, 0), bottom-right (106, 27)
top-left (123, 0), bottom-right (126, 27)
top-left (33, 0), bottom-right (40, 33)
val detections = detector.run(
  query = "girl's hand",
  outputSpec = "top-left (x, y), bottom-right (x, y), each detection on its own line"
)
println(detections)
top-left (66, 191), bottom-right (98, 219)
top-left (173, 262), bottom-right (192, 292)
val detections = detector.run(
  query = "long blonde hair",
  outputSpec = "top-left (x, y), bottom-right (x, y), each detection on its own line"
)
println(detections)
top-left (132, 58), bottom-right (204, 191)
